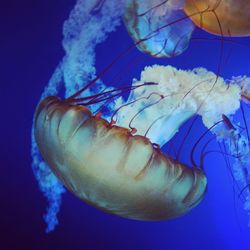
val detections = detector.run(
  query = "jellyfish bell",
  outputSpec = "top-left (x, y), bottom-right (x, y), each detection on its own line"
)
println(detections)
top-left (184, 0), bottom-right (250, 37)
top-left (123, 0), bottom-right (195, 58)
top-left (34, 94), bottom-right (207, 220)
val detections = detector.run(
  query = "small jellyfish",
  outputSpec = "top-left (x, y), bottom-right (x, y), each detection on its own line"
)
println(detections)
top-left (184, 0), bottom-right (250, 36)
top-left (123, 0), bottom-right (195, 57)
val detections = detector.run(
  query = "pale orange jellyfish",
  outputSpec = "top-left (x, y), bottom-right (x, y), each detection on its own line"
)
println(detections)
top-left (184, 0), bottom-right (250, 36)
top-left (34, 93), bottom-right (207, 221)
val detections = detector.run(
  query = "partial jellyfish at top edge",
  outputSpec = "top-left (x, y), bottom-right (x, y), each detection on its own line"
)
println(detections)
top-left (123, 0), bottom-right (195, 58)
top-left (31, 0), bottom-right (250, 233)
top-left (184, 0), bottom-right (250, 37)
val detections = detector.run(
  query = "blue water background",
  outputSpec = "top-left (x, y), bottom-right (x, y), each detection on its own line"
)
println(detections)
top-left (1, 1), bottom-right (250, 249)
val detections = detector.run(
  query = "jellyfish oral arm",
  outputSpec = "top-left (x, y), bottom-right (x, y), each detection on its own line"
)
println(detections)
top-left (114, 65), bottom-right (242, 147)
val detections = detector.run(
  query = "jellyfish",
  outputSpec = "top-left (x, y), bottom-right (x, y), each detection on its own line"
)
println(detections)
top-left (123, 0), bottom-right (195, 57)
top-left (31, 0), bottom-right (250, 233)
top-left (34, 62), bottom-right (249, 223)
top-left (184, 0), bottom-right (250, 37)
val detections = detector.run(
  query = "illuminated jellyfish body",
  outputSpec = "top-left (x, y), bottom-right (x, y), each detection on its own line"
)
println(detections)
top-left (34, 65), bottom-right (245, 221)
top-left (31, 0), bottom-right (250, 232)
top-left (184, 0), bottom-right (250, 37)
top-left (123, 0), bottom-right (195, 57)
top-left (33, 62), bottom-right (248, 227)
top-left (34, 93), bottom-right (207, 221)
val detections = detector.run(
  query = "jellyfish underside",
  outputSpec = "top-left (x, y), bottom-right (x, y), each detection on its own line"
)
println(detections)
top-left (184, 0), bottom-right (250, 37)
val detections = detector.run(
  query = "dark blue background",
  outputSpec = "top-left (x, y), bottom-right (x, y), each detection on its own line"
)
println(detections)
top-left (1, 1), bottom-right (250, 249)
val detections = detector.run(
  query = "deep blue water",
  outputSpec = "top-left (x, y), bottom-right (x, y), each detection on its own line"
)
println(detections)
top-left (1, 1), bottom-right (250, 249)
